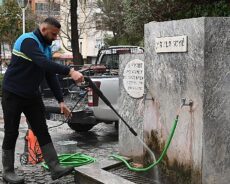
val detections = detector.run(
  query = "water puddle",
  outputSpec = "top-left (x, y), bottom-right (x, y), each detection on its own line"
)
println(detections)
top-left (56, 140), bottom-right (78, 146)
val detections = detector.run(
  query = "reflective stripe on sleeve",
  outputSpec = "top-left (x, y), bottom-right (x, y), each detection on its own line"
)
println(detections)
top-left (12, 49), bottom-right (32, 61)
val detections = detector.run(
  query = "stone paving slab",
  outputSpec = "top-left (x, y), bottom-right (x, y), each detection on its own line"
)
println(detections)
top-left (75, 165), bottom-right (135, 184)
top-left (74, 158), bottom-right (134, 184)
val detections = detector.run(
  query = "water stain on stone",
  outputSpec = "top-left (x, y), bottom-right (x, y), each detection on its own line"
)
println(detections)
top-left (143, 130), bottom-right (201, 184)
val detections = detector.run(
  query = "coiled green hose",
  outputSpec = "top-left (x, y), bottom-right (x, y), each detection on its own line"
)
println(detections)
top-left (42, 116), bottom-right (178, 172)
top-left (42, 153), bottom-right (96, 169)
top-left (111, 116), bottom-right (179, 172)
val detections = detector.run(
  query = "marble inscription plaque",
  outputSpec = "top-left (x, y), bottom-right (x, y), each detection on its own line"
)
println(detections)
top-left (123, 59), bottom-right (144, 98)
top-left (155, 35), bottom-right (187, 53)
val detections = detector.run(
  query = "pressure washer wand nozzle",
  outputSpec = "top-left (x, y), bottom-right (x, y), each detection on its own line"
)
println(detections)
top-left (84, 77), bottom-right (138, 137)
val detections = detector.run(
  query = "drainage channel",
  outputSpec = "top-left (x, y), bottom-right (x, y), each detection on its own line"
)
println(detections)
top-left (105, 164), bottom-right (160, 184)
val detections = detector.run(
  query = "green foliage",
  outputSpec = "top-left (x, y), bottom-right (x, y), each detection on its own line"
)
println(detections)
top-left (98, 0), bottom-right (230, 46)
top-left (0, 0), bottom-right (36, 49)
top-left (170, 0), bottom-right (229, 19)
top-left (0, 0), bottom-right (21, 48)
top-left (104, 33), bottom-right (143, 47)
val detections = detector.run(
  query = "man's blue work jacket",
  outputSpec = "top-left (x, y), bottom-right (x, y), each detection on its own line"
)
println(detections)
top-left (3, 29), bottom-right (70, 102)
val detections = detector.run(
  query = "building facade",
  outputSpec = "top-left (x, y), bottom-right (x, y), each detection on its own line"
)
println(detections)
top-left (60, 0), bottom-right (112, 63)
top-left (29, 0), bottom-right (60, 18)
top-left (30, 0), bottom-right (112, 64)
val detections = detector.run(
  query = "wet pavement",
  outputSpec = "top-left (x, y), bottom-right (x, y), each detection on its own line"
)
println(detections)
top-left (0, 105), bottom-right (119, 183)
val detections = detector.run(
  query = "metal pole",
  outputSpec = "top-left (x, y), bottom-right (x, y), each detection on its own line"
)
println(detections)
top-left (22, 8), bottom-right (25, 34)
top-left (17, 0), bottom-right (28, 34)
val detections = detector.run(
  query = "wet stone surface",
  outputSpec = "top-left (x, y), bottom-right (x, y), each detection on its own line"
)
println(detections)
top-left (107, 165), bottom-right (160, 184)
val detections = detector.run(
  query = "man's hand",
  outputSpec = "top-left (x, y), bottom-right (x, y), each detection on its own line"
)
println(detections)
top-left (69, 68), bottom-right (84, 83)
top-left (59, 102), bottom-right (72, 118)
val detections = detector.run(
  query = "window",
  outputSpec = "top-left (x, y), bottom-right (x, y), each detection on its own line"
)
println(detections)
top-left (35, 2), bottom-right (60, 16)
top-left (67, 41), bottom-right (71, 48)
top-left (35, 3), bottom-right (47, 11)
top-left (100, 54), bottom-right (119, 69)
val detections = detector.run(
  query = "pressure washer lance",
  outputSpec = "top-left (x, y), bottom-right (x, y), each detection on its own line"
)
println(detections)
top-left (84, 77), bottom-right (157, 166)
top-left (84, 77), bottom-right (138, 136)
top-left (85, 76), bottom-right (193, 171)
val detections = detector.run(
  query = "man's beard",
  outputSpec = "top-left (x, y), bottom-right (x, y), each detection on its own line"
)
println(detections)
top-left (43, 36), bottom-right (53, 45)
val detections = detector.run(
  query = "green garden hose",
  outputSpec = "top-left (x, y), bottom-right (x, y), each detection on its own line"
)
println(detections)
top-left (42, 153), bottom-right (96, 169)
top-left (42, 116), bottom-right (178, 172)
top-left (111, 115), bottom-right (179, 172)
top-left (41, 76), bottom-right (185, 173)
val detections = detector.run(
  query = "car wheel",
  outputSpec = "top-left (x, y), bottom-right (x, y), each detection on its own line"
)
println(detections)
top-left (67, 123), bottom-right (94, 132)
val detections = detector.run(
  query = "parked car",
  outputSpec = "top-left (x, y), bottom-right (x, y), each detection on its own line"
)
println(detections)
top-left (80, 46), bottom-right (144, 131)
top-left (43, 46), bottom-right (144, 132)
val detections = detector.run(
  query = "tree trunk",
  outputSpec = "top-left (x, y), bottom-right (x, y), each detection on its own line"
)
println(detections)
top-left (70, 0), bottom-right (83, 65)
top-left (0, 42), bottom-right (2, 66)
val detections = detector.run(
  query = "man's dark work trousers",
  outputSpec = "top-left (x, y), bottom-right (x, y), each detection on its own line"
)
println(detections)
top-left (1, 90), bottom-right (52, 150)
top-left (1, 90), bottom-right (51, 183)
top-left (1, 90), bottom-right (74, 180)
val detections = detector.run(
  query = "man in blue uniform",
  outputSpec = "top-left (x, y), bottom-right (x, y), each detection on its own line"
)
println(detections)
top-left (1, 17), bottom-right (84, 183)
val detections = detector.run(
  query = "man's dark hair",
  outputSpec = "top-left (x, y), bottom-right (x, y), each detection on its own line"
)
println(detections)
top-left (43, 17), bottom-right (61, 29)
